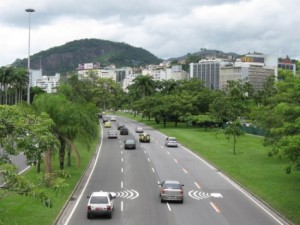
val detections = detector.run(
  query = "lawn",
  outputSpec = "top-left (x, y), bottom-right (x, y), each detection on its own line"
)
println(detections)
top-left (120, 112), bottom-right (300, 225)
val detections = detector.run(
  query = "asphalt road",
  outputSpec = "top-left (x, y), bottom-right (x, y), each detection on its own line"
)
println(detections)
top-left (59, 115), bottom-right (290, 225)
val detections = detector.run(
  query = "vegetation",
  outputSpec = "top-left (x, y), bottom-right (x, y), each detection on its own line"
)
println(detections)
top-left (12, 39), bottom-right (162, 75)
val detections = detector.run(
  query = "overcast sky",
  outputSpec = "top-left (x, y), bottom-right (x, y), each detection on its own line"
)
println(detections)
top-left (0, 0), bottom-right (299, 66)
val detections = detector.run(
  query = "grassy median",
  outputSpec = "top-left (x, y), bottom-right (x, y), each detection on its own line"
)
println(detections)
top-left (121, 112), bottom-right (300, 225)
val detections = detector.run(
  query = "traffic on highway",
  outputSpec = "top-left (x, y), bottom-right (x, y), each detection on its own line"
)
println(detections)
top-left (57, 115), bottom-right (289, 225)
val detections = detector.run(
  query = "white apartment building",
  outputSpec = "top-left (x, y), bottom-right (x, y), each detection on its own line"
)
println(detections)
top-left (35, 73), bottom-right (60, 93)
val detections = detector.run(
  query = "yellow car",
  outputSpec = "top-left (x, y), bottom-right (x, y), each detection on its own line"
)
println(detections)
top-left (104, 121), bottom-right (111, 128)
top-left (139, 133), bottom-right (150, 143)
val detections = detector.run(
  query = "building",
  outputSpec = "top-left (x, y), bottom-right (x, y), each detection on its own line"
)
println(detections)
top-left (278, 59), bottom-right (296, 75)
top-left (219, 54), bottom-right (277, 91)
top-left (190, 59), bottom-right (226, 90)
top-left (35, 73), bottom-right (60, 93)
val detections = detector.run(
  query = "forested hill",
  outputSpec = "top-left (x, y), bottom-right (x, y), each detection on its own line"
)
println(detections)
top-left (13, 38), bottom-right (162, 75)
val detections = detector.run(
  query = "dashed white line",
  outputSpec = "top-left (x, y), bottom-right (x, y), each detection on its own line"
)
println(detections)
top-left (194, 181), bottom-right (201, 189)
top-left (147, 157), bottom-right (150, 162)
top-left (174, 158), bottom-right (178, 163)
top-left (167, 202), bottom-right (171, 211)
top-left (152, 167), bottom-right (155, 173)
top-left (182, 168), bottom-right (188, 174)
top-left (210, 202), bottom-right (221, 213)
top-left (121, 201), bottom-right (124, 211)
top-left (121, 181), bottom-right (123, 189)
top-left (121, 158), bottom-right (123, 162)
top-left (166, 151), bottom-right (170, 155)
top-left (121, 168), bottom-right (124, 173)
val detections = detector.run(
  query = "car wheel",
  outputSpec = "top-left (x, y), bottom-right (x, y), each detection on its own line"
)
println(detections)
top-left (108, 213), bottom-right (112, 219)
top-left (87, 213), bottom-right (92, 219)
top-left (161, 199), bottom-right (165, 203)
top-left (180, 199), bottom-right (184, 204)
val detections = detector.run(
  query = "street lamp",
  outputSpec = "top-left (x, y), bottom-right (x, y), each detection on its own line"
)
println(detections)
top-left (25, 8), bottom-right (35, 104)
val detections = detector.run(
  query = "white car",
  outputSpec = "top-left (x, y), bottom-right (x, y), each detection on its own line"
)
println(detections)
top-left (165, 137), bottom-right (178, 147)
top-left (135, 126), bottom-right (143, 133)
top-left (110, 116), bottom-right (116, 121)
top-left (87, 191), bottom-right (116, 219)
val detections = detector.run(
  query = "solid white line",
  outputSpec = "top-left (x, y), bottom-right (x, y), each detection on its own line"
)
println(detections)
top-left (64, 124), bottom-right (104, 225)
top-left (121, 201), bottom-right (124, 211)
top-left (18, 166), bottom-right (31, 174)
top-left (167, 202), bottom-right (171, 211)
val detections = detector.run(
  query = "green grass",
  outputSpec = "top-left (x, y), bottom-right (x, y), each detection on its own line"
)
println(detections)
top-left (0, 139), bottom-right (99, 225)
top-left (120, 112), bottom-right (300, 225)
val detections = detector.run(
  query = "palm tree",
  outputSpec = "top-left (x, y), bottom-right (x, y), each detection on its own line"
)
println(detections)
top-left (33, 93), bottom-right (98, 170)
top-left (128, 75), bottom-right (156, 100)
top-left (11, 68), bottom-right (28, 104)
top-left (0, 66), bottom-right (14, 105)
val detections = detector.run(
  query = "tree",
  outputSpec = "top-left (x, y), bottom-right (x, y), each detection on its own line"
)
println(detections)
top-left (33, 93), bottom-right (98, 170)
top-left (127, 75), bottom-right (156, 100)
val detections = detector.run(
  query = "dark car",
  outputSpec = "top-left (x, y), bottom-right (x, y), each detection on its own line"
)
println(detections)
top-left (102, 117), bottom-right (109, 124)
top-left (117, 123), bottom-right (125, 130)
top-left (120, 127), bottom-right (129, 135)
top-left (124, 139), bottom-right (136, 150)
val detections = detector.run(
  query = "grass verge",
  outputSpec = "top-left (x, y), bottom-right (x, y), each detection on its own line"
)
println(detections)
top-left (120, 112), bottom-right (300, 225)
top-left (0, 138), bottom-right (99, 225)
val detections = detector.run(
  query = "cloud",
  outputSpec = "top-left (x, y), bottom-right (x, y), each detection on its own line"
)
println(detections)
top-left (0, 0), bottom-right (299, 66)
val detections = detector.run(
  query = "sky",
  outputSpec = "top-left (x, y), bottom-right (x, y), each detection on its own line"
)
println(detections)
top-left (1, 0), bottom-right (299, 66)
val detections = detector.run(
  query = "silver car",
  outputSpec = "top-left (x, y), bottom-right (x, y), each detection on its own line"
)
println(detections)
top-left (165, 137), bottom-right (178, 147)
top-left (107, 130), bottom-right (118, 139)
top-left (87, 191), bottom-right (116, 219)
top-left (159, 180), bottom-right (184, 203)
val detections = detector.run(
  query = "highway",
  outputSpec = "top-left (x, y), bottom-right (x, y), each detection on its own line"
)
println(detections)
top-left (61, 115), bottom-right (290, 225)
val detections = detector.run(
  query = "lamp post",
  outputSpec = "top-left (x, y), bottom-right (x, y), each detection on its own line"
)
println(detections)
top-left (25, 8), bottom-right (35, 104)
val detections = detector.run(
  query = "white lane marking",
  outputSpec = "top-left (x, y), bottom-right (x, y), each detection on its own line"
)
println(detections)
top-left (121, 158), bottom-right (123, 162)
top-left (121, 181), bottom-right (123, 189)
top-left (174, 158), bottom-right (178, 163)
top-left (194, 182), bottom-right (201, 189)
top-left (121, 201), bottom-right (124, 211)
top-left (210, 202), bottom-right (221, 213)
top-left (152, 167), bottom-right (155, 173)
top-left (121, 151), bottom-right (123, 154)
top-left (210, 193), bottom-right (223, 198)
top-left (131, 190), bottom-right (139, 200)
top-left (160, 145), bottom-right (164, 149)
top-left (144, 150), bottom-right (146, 154)
top-left (167, 202), bottom-right (171, 211)
top-left (121, 168), bottom-right (124, 173)
top-left (166, 151), bottom-right (170, 155)
top-left (64, 123), bottom-right (105, 225)
top-left (182, 168), bottom-right (188, 174)
top-left (147, 157), bottom-right (150, 162)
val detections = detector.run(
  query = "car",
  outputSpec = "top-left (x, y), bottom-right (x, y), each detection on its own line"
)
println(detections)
top-left (87, 191), bottom-right (116, 219)
top-left (139, 133), bottom-right (150, 143)
top-left (97, 113), bottom-right (102, 119)
top-left (107, 130), bottom-right (118, 139)
top-left (120, 126), bottom-right (129, 135)
top-left (124, 139), bottom-right (136, 149)
top-left (104, 121), bottom-right (111, 128)
top-left (135, 126), bottom-right (143, 133)
top-left (165, 137), bottom-right (178, 147)
top-left (102, 117), bottom-right (109, 123)
top-left (117, 123), bottom-right (125, 130)
top-left (110, 116), bottom-right (116, 121)
top-left (159, 180), bottom-right (184, 203)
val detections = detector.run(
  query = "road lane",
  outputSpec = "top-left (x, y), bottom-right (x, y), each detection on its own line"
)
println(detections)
top-left (62, 115), bottom-right (290, 225)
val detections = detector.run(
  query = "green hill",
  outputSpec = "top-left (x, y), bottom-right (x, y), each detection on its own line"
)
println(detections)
top-left (13, 38), bottom-right (162, 75)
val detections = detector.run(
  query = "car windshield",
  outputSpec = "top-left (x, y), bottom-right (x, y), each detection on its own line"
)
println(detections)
top-left (126, 140), bottom-right (135, 144)
top-left (90, 196), bottom-right (109, 204)
top-left (163, 183), bottom-right (181, 189)
top-left (169, 137), bottom-right (177, 141)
